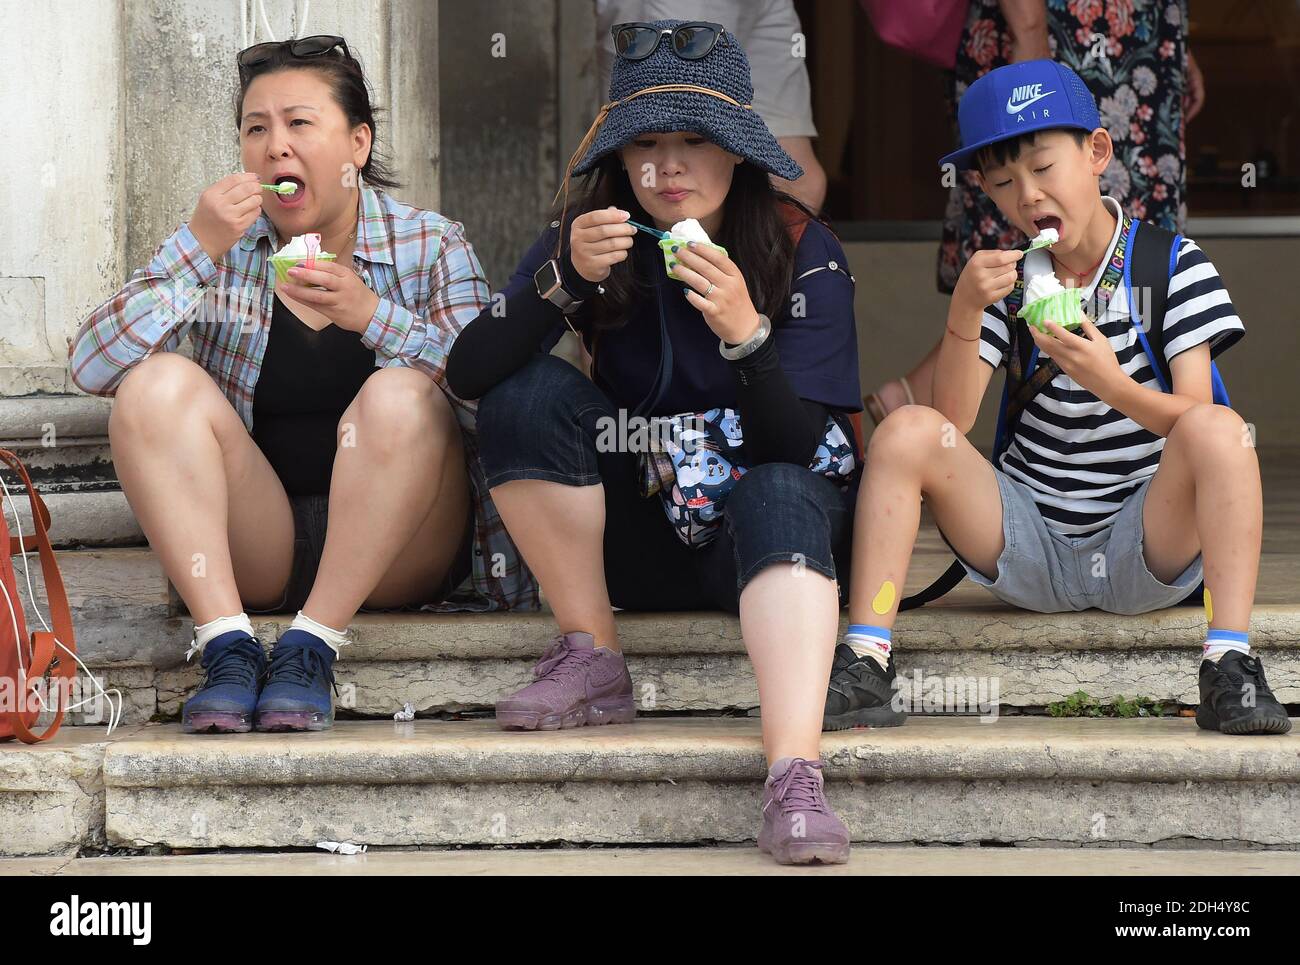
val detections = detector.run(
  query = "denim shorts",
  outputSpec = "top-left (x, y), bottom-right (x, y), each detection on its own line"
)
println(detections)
top-left (474, 353), bottom-right (857, 614)
top-left (951, 468), bottom-right (1203, 615)
top-left (245, 492), bottom-right (475, 616)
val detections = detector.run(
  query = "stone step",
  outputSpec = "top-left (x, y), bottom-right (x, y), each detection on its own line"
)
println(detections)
top-left (0, 724), bottom-right (148, 856)
top-left (16, 545), bottom-right (1300, 725)
top-left (7, 843), bottom-right (1300, 876)
top-left (0, 394), bottom-right (116, 491)
top-left (0, 395), bottom-right (144, 547)
top-left (97, 717), bottom-right (1300, 851)
top-left (0, 394), bottom-right (112, 444)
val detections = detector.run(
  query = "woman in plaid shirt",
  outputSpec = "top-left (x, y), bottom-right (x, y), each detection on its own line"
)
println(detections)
top-left (68, 37), bottom-right (531, 735)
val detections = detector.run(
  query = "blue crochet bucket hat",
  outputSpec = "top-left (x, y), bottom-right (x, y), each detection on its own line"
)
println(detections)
top-left (565, 19), bottom-right (803, 184)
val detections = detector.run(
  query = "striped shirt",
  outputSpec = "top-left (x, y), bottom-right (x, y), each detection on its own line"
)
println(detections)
top-left (979, 197), bottom-right (1244, 536)
top-left (69, 183), bottom-right (538, 612)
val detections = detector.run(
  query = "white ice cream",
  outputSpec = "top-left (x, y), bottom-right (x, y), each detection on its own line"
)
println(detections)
top-left (669, 218), bottom-right (712, 245)
top-left (1024, 270), bottom-right (1066, 304)
top-left (1030, 227), bottom-right (1059, 248)
top-left (273, 233), bottom-right (322, 259)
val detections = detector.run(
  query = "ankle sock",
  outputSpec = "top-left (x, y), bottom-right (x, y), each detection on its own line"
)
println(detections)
top-left (190, 613), bottom-right (255, 657)
top-left (281, 611), bottom-right (350, 657)
top-left (1204, 628), bottom-right (1249, 663)
top-left (845, 624), bottom-right (891, 670)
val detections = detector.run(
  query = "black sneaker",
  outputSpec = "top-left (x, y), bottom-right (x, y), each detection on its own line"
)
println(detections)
top-left (1197, 651), bottom-right (1292, 736)
top-left (822, 644), bottom-right (907, 731)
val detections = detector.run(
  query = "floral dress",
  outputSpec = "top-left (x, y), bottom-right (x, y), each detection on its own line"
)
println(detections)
top-left (938, 0), bottom-right (1189, 293)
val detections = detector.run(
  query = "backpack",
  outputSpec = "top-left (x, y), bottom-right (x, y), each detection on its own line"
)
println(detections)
top-left (0, 449), bottom-right (79, 743)
top-left (901, 218), bottom-right (1231, 610)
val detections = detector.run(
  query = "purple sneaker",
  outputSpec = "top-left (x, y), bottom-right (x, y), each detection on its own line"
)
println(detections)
top-left (495, 631), bottom-right (635, 731)
top-left (757, 757), bottom-right (851, 865)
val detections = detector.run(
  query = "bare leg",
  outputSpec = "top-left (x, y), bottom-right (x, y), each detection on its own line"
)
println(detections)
top-left (740, 564), bottom-right (840, 763)
top-left (867, 339), bottom-right (940, 421)
top-left (488, 480), bottom-right (619, 651)
top-left (107, 353), bottom-right (295, 622)
top-left (1142, 404), bottom-right (1261, 631)
top-left (848, 405), bottom-right (1004, 629)
top-left (302, 367), bottom-right (471, 629)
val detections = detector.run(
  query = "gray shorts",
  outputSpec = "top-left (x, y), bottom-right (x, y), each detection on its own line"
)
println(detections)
top-left (949, 469), bottom-right (1203, 615)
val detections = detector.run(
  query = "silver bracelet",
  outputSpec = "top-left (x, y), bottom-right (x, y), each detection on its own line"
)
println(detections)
top-left (719, 314), bottom-right (772, 361)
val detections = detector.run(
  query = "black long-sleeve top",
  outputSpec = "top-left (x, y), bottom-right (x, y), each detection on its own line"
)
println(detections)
top-left (446, 220), bottom-right (862, 467)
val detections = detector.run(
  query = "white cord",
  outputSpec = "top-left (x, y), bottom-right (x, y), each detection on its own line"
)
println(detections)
top-left (258, 0), bottom-right (276, 43)
top-left (242, 1), bottom-right (314, 50)
top-left (1, 476), bottom-right (121, 734)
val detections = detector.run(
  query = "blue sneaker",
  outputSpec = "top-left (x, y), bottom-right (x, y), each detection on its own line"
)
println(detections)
top-left (254, 630), bottom-right (338, 731)
top-left (181, 631), bottom-right (267, 734)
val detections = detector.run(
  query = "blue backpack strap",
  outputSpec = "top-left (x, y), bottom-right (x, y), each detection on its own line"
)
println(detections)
top-left (1126, 221), bottom-right (1230, 405)
top-left (1127, 220), bottom-right (1223, 607)
top-left (1125, 219), bottom-right (1175, 393)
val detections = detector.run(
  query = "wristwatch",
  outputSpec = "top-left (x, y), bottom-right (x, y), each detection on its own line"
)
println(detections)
top-left (534, 258), bottom-right (585, 316)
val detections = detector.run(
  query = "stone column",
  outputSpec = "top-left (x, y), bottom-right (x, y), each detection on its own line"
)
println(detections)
top-left (0, 0), bottom-right (126, 395)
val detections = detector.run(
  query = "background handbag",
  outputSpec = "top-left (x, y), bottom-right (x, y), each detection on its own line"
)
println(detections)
top-left (861, 0), bottom-right (970, 70)
top-left (0, 449), bottom-right (78, 744)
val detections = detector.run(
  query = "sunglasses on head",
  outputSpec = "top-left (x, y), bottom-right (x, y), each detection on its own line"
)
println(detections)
top-left (611, 21), bottom-right (728, 61)
top-left (237, 34), bottom-right (351, 79)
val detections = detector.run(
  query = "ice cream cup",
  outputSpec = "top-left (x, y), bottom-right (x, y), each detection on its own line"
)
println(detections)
top-left (659, 237), bottom-right (728, 281)
top-left (1018, 288), bottom-right (1086, 333)
top-left (269, 251), bottom-right (337, 284)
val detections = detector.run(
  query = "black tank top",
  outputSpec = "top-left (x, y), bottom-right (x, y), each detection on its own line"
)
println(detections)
top-left (252, 294), bottom-right (378, 496)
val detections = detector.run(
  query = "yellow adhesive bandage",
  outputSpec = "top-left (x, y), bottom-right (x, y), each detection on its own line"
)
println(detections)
top-left (872, 580), bottom-right (897, 615)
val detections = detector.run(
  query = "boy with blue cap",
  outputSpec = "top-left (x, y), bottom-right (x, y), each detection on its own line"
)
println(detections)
top-left (823, 60), bottom-right (1290, 736)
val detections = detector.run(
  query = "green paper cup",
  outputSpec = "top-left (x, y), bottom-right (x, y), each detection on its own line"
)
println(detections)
top-left (1018, 288), bottom-right (1085, 333)
top-left (269, 252), bottom-right (337, 284)
top-left (658, 237), bottom-right (727, 281)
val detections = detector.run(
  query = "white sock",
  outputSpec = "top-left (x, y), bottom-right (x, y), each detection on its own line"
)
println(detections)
top-left (1203, 628), bottom-right (1250, 664)
top-left (289, 610), bottom-right (351, 656)
top-left (845, 623), bottom-right (892, 671)
top-left (189, 612), bottom-right (255, 657)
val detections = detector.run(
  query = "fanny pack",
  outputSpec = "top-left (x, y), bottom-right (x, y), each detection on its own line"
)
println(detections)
top-left (638, 408), bottom-right (858, 547)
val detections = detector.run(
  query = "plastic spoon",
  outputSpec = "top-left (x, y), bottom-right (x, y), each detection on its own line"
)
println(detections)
top-left (627, 219), bottom-right (668, 239)
top-left (1026, 228), bottom-right (1059, 251)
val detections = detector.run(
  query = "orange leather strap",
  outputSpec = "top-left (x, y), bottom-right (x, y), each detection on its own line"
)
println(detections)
top-left (0, 449), bottom-right (76, 743)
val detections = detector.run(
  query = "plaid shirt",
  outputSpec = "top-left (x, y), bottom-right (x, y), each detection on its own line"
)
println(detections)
top-left (70, 184), bottom-right (539, 612)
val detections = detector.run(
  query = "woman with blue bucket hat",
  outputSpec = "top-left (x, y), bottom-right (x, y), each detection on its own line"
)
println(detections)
top-left (447, 19), bottom-right (863, 865)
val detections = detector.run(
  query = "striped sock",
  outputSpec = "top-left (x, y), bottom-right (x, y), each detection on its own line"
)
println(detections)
top-left (1203, 628), bottom-right (1250, 663)
top-left (845, 624), bottom-right (892, 670)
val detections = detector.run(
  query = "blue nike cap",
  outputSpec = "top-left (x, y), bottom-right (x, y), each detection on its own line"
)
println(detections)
top-left (939, 59), bottom-right (1102, 171)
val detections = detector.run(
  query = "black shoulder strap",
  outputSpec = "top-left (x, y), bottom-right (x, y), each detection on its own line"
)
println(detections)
top-left (899, 560), bottom-right (966, 612)
top-left (1129, 221), bottom-right (1176, 390)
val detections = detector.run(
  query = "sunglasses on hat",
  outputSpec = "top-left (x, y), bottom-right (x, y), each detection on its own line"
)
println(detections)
top-left (611, 21), bottom-right (729, 61)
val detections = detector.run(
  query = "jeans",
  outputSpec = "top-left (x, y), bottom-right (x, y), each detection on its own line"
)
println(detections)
top-left (475, 354), bottom-right (855, 614)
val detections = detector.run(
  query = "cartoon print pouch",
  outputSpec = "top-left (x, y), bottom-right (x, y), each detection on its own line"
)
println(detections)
top-left (637, 408), bottom-right (858, 547)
